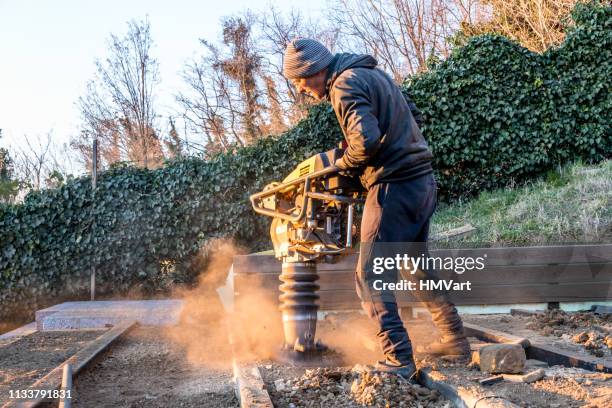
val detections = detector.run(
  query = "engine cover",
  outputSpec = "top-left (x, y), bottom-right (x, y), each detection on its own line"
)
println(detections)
top-left (251, 147), bottom-right (365, 263)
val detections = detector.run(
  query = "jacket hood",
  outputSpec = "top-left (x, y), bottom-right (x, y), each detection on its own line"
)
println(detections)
top-left (325, 53), bottom-right (378, 96)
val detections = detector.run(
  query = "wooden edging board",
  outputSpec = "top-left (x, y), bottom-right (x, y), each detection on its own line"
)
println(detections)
top-left (227, 303), bottom-right (273, 407)
top-left (463, 323), bottom-right (531, 348)
top-left (233, 244), bottom-right (612, 308)
top-left (1, 320), bottom-right (137, 408)
top-left (525, 342), bottom-right (611, 374)
top-left (233, 360), bottom-right (274, 408)
top-left (464, 322), bottom-right (611, 374)
top-left (418, 368), bottom-right (520, 408)
top-left (0, 322), bottom-right (37, 348)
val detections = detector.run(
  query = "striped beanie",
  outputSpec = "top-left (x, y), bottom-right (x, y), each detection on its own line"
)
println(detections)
top-left (283, 38), bottom-right (334, 79)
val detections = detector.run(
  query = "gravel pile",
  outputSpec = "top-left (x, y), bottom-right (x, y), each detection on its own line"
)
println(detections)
top-left (269, 366), bottom-right (451, 408)
top-left (525, 310), bottom-right (612, 357)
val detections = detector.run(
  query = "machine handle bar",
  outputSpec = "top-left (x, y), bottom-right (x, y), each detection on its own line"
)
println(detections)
top-left (249, 166), bottom-right (341, 223)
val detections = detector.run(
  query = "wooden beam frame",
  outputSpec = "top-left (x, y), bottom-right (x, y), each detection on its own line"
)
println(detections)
top-left (2, 321), bottom-right (136, 408)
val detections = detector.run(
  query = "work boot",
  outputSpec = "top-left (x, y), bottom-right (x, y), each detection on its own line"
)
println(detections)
top-left (366, 359), bottom-right (418, 383)
top-left (418, 298), bottom-right (470, 357)
top-left (416, 334), bottom-right (470, 357)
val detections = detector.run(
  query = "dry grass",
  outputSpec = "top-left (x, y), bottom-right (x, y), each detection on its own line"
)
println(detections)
top-left (432, 160), bottom-right (612, 245)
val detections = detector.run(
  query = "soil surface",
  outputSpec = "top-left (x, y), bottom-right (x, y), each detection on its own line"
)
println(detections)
top-left (260, 362), bottom-right (452, 408)
top-left (463, 311), bottom-right (612, 362)
top-left (306, 311), bottom-right (612, 407)
top-left (2, 288), bottom-right (237, 407)
top-left (420, 352), bottom-right (612, 408)
top-left (0, 329), bottom-right (105, 405)
top-left (70, 327), bottom-right (238, 408)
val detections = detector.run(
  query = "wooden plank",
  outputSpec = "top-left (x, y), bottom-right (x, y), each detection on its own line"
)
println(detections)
top-left (0, 322), bottom-right (37, 348)
top-left (235, 263), bottom-right (612, 290)
top-left (234, 245), bottom-right (612, 274)
top-left (235, 276), bottom-right (612, 308)
top-left (429, 245), bottom-right (612, 266)
top-left (0, 322), bottom-right (37, 340)
top-left (232, 360), bottom-right (274, 408)
top-left (2, 321), bottom-right (137, 408)
top-left (235, 285), bottom-right (611, 310)
top-left (442, 282), bottom-right (612, 304)
top-left (243, 259), bottom-right (612, 277)
top-left (235, 281), bottom-right (612, 303)
top-left (475, 263), bottom-right (612, 283)
top-left (236, 265), bottom-right (612, 287)
top-left (464, 323), bottom-right (611, 374)
top-left (233, 244), bottom-right (612, 310)
top-left (463, 323), bottom-right (530, 348)
top-left (526, 342), bottom-right (612, 374)
top-left (235, 286), bottom-right (612, 310)
top-left (58, 363), bottom-right (72, 408)
top-left (317, 253), bottom-right (359, 271)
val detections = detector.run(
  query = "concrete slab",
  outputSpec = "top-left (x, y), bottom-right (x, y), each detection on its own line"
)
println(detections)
top-left (35, 300), bottom-right (184, 331)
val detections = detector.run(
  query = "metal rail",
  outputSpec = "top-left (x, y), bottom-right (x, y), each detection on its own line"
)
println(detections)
top-left (250, 166), bottom-right (341, 223)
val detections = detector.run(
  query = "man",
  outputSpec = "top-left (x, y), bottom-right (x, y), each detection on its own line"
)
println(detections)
top-left (283, 38), bottom-right (469, 380)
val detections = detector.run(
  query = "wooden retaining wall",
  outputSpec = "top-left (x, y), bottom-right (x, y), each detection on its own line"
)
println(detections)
top-left (232, 245), bottom-right (612, 310)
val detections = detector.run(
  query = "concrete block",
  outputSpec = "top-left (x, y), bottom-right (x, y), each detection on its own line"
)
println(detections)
top-left (479, 343), bottom-right (526, 374)
top-left (35, 300), bottom-right (183, 331)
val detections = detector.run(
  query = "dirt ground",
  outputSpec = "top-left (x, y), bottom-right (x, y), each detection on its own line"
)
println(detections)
top-left (70, 327), bottom-right (238, 408)
top-left (3, 305), bottom-right (610, 407)
top-left (307, 311), bottom-right (612, 408)
top-left (419, 352), bottom-right (611, 408)
top-left (1, 286), bottom-right (238, 407)
top-left (260, 362), bottom-right (452, 408)
top-left (0, 329), bottom-right (105, 406)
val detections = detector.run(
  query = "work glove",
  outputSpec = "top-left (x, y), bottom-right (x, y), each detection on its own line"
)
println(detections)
top-left (334, 158), bottom-right (355, 177)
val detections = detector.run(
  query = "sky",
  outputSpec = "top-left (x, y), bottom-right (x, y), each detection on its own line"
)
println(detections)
top-left (0, 0), bottom-right (326, 153)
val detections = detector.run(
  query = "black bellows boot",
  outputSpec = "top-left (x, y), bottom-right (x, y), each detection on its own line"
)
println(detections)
top-left (417, 298), bottom-right (470, 357)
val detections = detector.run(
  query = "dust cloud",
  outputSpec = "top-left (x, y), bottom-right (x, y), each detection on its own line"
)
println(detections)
top-left (163, 239), bottom-right (282, 368)
top-left (318, 309), bottom-right (438, 366)
top-left (163, 239), bottom-right (432, 368)
top-left (319, 312), bottom-right (382, 365)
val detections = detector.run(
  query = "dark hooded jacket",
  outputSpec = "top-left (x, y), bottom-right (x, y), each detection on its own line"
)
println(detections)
top-left (325, 53), bottom-right (433, 189)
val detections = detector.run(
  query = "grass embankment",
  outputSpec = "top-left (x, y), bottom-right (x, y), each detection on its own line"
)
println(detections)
top-left (431, 160), bottom-right (612, 245)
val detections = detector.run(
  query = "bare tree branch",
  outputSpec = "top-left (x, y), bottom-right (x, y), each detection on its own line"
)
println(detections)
top-left (12, 132), bottom-right (76, 192)
top-left (74, 18), bottom-right (163, 169)
top-left (331, 0), bottom-right (480, 80)
top-left (463, 0), bottom-right (577, 52)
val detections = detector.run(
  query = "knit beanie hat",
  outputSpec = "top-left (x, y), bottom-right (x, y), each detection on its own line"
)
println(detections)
top-left (283, 38), bottom-right (334, 79)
